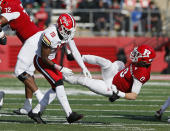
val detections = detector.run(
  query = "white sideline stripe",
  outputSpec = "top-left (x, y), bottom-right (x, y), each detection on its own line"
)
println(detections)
top-left (145, 82), bottom-right (170, 86)
top-left (0, 81), bottom-right (170, 95)
top-left (6, 103), bottom-right (161, 107)
top-left (0, 88), bottom-right (97, 95)
top-left (3, 97), bottom-right (169, 102)
top-left (2, 108), bottom-right (170, 112)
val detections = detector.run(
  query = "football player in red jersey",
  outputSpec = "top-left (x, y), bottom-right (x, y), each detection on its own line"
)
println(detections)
top-left (64, 45), bottom-right (156, 101)
top-left (0, 0), bottom-right (44, 114)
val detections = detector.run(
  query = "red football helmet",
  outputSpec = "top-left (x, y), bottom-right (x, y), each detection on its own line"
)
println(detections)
top-left (57, 13), bottom-right (76, 41)
top-left (130, 45), bottom-right (156, 64)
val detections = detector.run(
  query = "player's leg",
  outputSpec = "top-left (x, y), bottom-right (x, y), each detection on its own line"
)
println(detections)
top-left (29, 56), bottom-right (83, 124)
top-left (0, 91), bottom-right (5, 109)
top-left (155, 96), bottom-right (170, 120)
top-left (14, 32), bottom-right (43, 114)
top-left (13, 86), bottom-right (33, 114)
top-left (64, 75), bottom-right (113, 97)
top-left (82, 55), bottom-right (125, 88)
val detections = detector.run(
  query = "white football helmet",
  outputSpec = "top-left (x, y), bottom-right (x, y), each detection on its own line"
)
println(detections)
top-left (57, 13), bottom-right (76, 41)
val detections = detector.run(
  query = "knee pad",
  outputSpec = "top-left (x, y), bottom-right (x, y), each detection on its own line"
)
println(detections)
top-left (17, 72), bottom-right (31, 82)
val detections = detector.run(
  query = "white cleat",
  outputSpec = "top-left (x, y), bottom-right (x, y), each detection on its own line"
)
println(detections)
top-left (154, 109), bottom-right (162, 120)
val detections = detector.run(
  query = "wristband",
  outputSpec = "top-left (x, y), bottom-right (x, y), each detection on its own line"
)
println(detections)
top-left (59, 66), bottom-right (63, 71)
top-left (117, 90), bottom-right (125, 98)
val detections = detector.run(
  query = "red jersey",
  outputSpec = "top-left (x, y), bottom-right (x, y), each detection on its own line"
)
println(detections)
top-left (113, 64), bottom-right (151, 93)
top-left (1, 0), bottom-right (40, 42)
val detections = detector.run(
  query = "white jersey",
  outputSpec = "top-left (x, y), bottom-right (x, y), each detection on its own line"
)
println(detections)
top-left (36, 24), bottom-right (67, 60)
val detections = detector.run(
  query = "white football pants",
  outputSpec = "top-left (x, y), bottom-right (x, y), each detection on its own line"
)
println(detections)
top-left (64, 55), bottom-right (125, 96)
top-left (14, 31), bottom-right (43, 77)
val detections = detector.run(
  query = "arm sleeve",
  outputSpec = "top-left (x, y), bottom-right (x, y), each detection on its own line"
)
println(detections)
top-left (68, 40), bottom-right (86, 69)
top-left (1, 12), bottom-right (20, 22)
top-left (131, 77), bottom-right (143, 94)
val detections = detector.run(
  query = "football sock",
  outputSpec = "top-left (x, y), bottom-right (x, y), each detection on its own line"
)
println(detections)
top-left (161, 96), bottom-right (170, 114)
top-left (33, 89), bottom-right (44, 102)
top-left (32, 88), bottom-right (56, 113)
top-left (0, 98), bottom-right (3, 107)
top-left (23, 98), bottom-right (32, 112)
top-left (56, 85), bottom-right (72, 117)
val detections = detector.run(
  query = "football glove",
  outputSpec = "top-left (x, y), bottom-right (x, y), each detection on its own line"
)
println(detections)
top-left (108, 91), bottom-right (120, 102)
top-left (60, 67), bottom-right (73, 76)
top-left (82, 68), bottom-right (92, 78)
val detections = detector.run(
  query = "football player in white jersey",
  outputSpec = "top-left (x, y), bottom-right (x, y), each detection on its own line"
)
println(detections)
top-left (27, 13), bottom-right (91, 124)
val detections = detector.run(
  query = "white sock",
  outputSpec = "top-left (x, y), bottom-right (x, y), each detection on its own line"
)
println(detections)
top-left (56, 85), bottom-right (72, 117)
top-left (77, 76), bottom-right (113, 97)
top-left (0, 98), bottom-right (3, 107)
top-left (161, 97), bottom-right (170, 113)
top-left (32, 88), bottom-right (56, 113)
top-left (0, 91), bottom-right (4, 107)
top-left (33, 89), bottom-right (44, 102)
top-left (23, 98), bottom-right (32, 112)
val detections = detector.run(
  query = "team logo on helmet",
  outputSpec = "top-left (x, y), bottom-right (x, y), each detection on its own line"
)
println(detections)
top-left (57, 13), bottom-right (76, 41)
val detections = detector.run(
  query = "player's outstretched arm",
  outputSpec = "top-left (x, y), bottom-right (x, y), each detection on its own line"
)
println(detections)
top-left (68, 40), bottom-right (92, 78)
top-left (125, 92), bottom-right (138, 100)
top-left (124, 78), bottom-right (142, 100)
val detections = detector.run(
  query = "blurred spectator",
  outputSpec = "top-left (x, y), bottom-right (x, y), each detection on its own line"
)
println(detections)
top-left (130, 5), bottom-right (142, 36)
top-left (93, 0), bottom-right (110, 34)
top-left (50, 0), bottom-right (66, 9)
top-left (161, 43), bottom-right (170, 74)
top-left (34, 1), bottom-right (50, 30)
top-left (21, 0), bottom-right (35, 7)
top-left (149, 1), bottom-right (162, 36)
top-left (75, 0), bottom-right (91, 22)
top-left (112, 1), bottom-right (124, 33)
top-left (141, 1), bottom-right (162, 36)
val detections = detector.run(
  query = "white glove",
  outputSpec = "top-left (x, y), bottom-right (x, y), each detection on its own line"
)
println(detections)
top-left (82, 68), bottom-right (92, 78)
top-left (60, 67), bottom-right (73, 76)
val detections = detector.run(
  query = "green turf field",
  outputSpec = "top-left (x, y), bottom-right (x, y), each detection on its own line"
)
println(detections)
top-left (0, 77), bottom-right (170, 131)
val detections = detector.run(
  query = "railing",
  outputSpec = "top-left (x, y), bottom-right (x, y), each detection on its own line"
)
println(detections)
top-left (3, 8), bottom-right (170, 37)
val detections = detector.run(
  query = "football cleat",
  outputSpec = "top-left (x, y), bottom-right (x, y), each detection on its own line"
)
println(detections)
top-left (67, 112), bottom-right (83, 124)
top-left (154, 109), bottom-right (162, 120)
top-left (28, 111), bottom-right (46, 124)
top-left (13, 108), bottom-right (29, 115)
top-left (168, 118), bottom-right (170, 123)
top-left (0, 91), bottom-right (5, 109)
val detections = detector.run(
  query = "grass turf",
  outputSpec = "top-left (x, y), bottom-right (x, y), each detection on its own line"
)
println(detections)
top-left (0, 77), bottom-right (170, 131)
